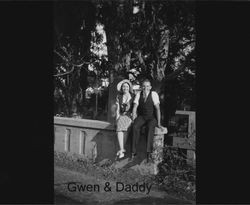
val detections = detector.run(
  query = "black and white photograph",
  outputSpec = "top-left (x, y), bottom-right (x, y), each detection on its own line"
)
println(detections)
top-left (2, 0), bottom-right (250, 204)
top-left (53, 1), bottom-right (196, 204)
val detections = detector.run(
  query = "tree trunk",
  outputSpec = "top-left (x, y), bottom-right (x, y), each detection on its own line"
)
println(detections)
top-left (106, 30), bottom-right (121, 123)
top-left (156, 26), bottom-right (169, 82)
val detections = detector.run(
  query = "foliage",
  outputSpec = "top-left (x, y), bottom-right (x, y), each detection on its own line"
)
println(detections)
top-left (54, 150), bottom-right (195, 201)
top-left (96, 0), bottom-right (195, 125)
top-left (54, 151), bottom-right (154, 185)
top-left (156, 146), bottom-right (196, 201)
top-left (54, 2), bottom-right (110, 118)
top-left (54, 0), bottom-right (196, 121)
top-left (96, 1), bottom-right (195, 77)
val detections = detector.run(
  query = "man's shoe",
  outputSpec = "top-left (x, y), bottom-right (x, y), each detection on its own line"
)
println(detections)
top-left (131, 153), bottom-right (137, 160)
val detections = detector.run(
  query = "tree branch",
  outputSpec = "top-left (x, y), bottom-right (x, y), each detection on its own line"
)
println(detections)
top-left (54, 62), bottom-right (92, 77)
top-left (61, 46), bottom-right (71, 58)
top-left (54, 49), bottom-right (92, 77)
top-left (127, 70), bottom-right (137, 78)
top-left (165, 64), bottom-right (186, 81)
top-left (180, 40), bottom-right (195, 49)
top-left (72, 61), bottom-right (91, 67)
top-left (54, 50), bottom-right (69, 63)
top-left (54, 66), bottom-right (75, 77)
top-left (164, 51), bottom-right (194, 82)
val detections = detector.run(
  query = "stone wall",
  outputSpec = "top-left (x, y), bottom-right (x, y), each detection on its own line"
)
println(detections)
top-left (54, 117), bottom-right (167, 174)
top-left (54, 117), bottom-right (117, 162)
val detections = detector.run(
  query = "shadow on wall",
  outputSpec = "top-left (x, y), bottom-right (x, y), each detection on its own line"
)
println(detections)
top-left (91, 127), bottom-right (139, 164)
top-left (89, 76), bottom-right (124, 162)
top-left (121, 127), bottom-right (152, 169)
top-left (54, 118), bottom-right (119, 163)
top-left (91, 125), bottom-right (151, 168)
top-left (91, 131), bottom-right (117, 163)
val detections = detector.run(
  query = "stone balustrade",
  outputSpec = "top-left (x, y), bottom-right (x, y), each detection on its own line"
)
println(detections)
top-left (54, 117), bottom-right (168, 175)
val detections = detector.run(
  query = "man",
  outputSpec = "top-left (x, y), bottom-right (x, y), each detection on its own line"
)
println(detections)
top-left (132, 79), bottom-right (162, 162)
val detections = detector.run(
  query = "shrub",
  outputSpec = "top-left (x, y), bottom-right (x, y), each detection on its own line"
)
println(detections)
top-left (156, 146), bottom-right (196, 201)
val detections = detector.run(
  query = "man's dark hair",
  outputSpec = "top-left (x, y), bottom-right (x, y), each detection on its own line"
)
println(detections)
top-left (141, 79), bottom-right (151, 85)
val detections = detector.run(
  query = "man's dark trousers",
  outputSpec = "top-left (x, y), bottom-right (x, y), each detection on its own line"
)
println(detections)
top-left (132, 115), bottom-right (157, 154)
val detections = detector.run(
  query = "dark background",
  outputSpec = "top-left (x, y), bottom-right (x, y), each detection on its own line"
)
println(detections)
top-left (196, 2), bottom-right (250, 203)
top-left (0, 2), bottom-right (54, 204)
top-left (0, 1), bottom-right (249, 204)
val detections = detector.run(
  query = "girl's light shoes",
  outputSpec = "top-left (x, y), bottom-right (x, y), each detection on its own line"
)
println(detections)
top-left (116, 149), bottom-right (126, 159)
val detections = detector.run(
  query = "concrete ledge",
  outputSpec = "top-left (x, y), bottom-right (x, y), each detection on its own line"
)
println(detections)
top-left (54, 117), bottom-right (168, 135)
top-left (154, 127), bottom-right (168, 135)
top-left (54, 117), bottom-right (168, 175)
top-left (54, 117), bottom-right (115, 131)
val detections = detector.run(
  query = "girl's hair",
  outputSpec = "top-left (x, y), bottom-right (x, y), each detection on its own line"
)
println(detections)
top-left (119, 82), bottom-right (133, 94)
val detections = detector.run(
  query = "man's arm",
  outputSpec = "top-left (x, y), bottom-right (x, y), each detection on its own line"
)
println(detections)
top-left (154, 103), bottom-right (162, 128)
top-left (132, 103), bottom-right (138, 121)
top-left (152, 91), bottom-right (162, 128)
top-left (132, 92), bottom-right (140, 121)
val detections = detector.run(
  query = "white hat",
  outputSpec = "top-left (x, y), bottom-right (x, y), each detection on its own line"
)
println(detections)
top-left (117, 79), bottom-right (132, 92)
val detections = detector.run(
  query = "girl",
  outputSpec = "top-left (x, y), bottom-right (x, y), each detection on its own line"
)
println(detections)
top-left (115, 79), bottom-right (133, 159)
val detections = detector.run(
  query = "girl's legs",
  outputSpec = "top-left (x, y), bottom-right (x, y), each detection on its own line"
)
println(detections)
top-left (123, 131), bottom-right (128, 150)
top-left (117, 131), bottom-right (127, 158)
top-left (117, 131), bottom-right (124, 152)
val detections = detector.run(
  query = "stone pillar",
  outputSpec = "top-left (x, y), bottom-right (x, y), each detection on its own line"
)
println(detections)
top-left (151, 127), bottom-right (168, 174)
top-left (187, 111), bottom-right (196, 165)
top-left (130, 127), bottom-right (168, 175)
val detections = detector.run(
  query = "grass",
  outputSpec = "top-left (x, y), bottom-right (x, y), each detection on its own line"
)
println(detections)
top-left (54, 148), bottom-right (195, 201)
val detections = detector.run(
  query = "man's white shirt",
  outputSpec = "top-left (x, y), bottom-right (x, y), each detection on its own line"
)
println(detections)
top-left (133, 91), bottom-right (160, 105)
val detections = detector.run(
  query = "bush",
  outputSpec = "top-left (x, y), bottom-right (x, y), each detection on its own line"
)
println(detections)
top-left (54, 151), bottom-right (154, 184)
top-left (156, 146), bottom-right (196, 201)
top-left (54, 149), bottom-right (195, 201)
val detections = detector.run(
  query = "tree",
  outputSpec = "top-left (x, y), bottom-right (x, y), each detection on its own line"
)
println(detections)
top-left (96, 0), bottom-right (195, 124)
top-left (54, 2), bottom-right (97, 116)
top-left (54, 0), bottom-right (196, 123)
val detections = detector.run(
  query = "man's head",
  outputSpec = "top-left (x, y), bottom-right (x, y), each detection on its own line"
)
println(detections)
top-left (141, 79), bottom-right (152, 93)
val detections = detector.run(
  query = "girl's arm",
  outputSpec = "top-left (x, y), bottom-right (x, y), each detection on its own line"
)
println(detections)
top-left (115, 95), bottom-right (120, 120)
